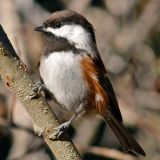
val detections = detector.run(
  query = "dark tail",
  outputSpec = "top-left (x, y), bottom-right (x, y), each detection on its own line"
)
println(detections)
top-left (104, 115), bottom-right (145, 156)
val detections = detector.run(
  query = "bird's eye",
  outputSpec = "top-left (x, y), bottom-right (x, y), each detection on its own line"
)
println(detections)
top-left (54, 21), bottom-right (61, 28)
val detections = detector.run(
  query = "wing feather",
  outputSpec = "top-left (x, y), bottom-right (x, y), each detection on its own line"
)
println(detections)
top-left (89, 51), bottom-right (123, 122)
top-left (98, 75), bottom-right (123, 122)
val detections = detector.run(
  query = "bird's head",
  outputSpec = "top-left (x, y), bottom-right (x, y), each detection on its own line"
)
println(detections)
top-left (35, 10), bottom-right (96, 52)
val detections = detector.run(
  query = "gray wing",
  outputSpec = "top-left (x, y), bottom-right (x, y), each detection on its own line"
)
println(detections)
top-left (91, 51), bottom-right (123, 122)
top-left (98, 75), bottom-right (123, 122)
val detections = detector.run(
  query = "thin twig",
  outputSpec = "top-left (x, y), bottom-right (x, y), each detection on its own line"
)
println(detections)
top-left (85, 146), bottom-right (139, 160)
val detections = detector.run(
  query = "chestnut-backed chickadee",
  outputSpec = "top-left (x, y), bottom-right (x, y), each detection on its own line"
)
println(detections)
top-left (32, 10), bottom-right (145, 156)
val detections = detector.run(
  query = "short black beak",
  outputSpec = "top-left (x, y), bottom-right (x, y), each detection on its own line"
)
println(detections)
top-left (34, 26), bottom-right (45, 32)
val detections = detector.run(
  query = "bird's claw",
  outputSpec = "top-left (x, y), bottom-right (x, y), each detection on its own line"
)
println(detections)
top-left (29, 83), bottom-right (46, 99)
top-left (48, 122), bottom-right (70, 140)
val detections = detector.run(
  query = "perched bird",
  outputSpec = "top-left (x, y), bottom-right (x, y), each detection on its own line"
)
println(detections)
top-left (32, 10), bottom-right (145, 156)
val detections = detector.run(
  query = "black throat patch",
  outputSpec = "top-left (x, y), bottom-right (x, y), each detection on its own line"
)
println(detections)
top-left (43, 34), bottom-right (86, 56)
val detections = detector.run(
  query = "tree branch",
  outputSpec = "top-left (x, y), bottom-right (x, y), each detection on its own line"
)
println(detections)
top-left (84, 146), bottom-right (138, 160)
top-left (0, 25), bottom-right (81, 160)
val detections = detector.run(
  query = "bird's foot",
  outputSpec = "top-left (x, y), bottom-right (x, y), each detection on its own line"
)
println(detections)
top-left (48, 122), bottom-right (71, 140)
top-left (29, 83), bottom-right (47, 99)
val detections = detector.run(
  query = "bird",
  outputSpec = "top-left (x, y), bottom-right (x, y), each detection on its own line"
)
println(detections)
top-left (31, 10), bottom-right (145, 156)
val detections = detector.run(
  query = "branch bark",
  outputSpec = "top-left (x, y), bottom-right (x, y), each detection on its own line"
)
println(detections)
top-left (0, 25), bottom-right (81, 160)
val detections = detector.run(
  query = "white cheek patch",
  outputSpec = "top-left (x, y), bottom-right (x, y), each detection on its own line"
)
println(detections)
top-left (46, 25), bottom-right (93, 54)
top-left (46, 25), bottom-right (73, 38)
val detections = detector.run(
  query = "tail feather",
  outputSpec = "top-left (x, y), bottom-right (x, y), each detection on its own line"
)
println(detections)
top-left (104, 115), bottom-right (145, 156)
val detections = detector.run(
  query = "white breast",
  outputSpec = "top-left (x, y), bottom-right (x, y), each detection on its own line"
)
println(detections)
top-left (39, 51), bottom-right (88, 112)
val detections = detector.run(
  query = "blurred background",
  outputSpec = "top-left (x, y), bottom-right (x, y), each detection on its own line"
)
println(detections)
top-left (0, 0), bottom-right (160, 159)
